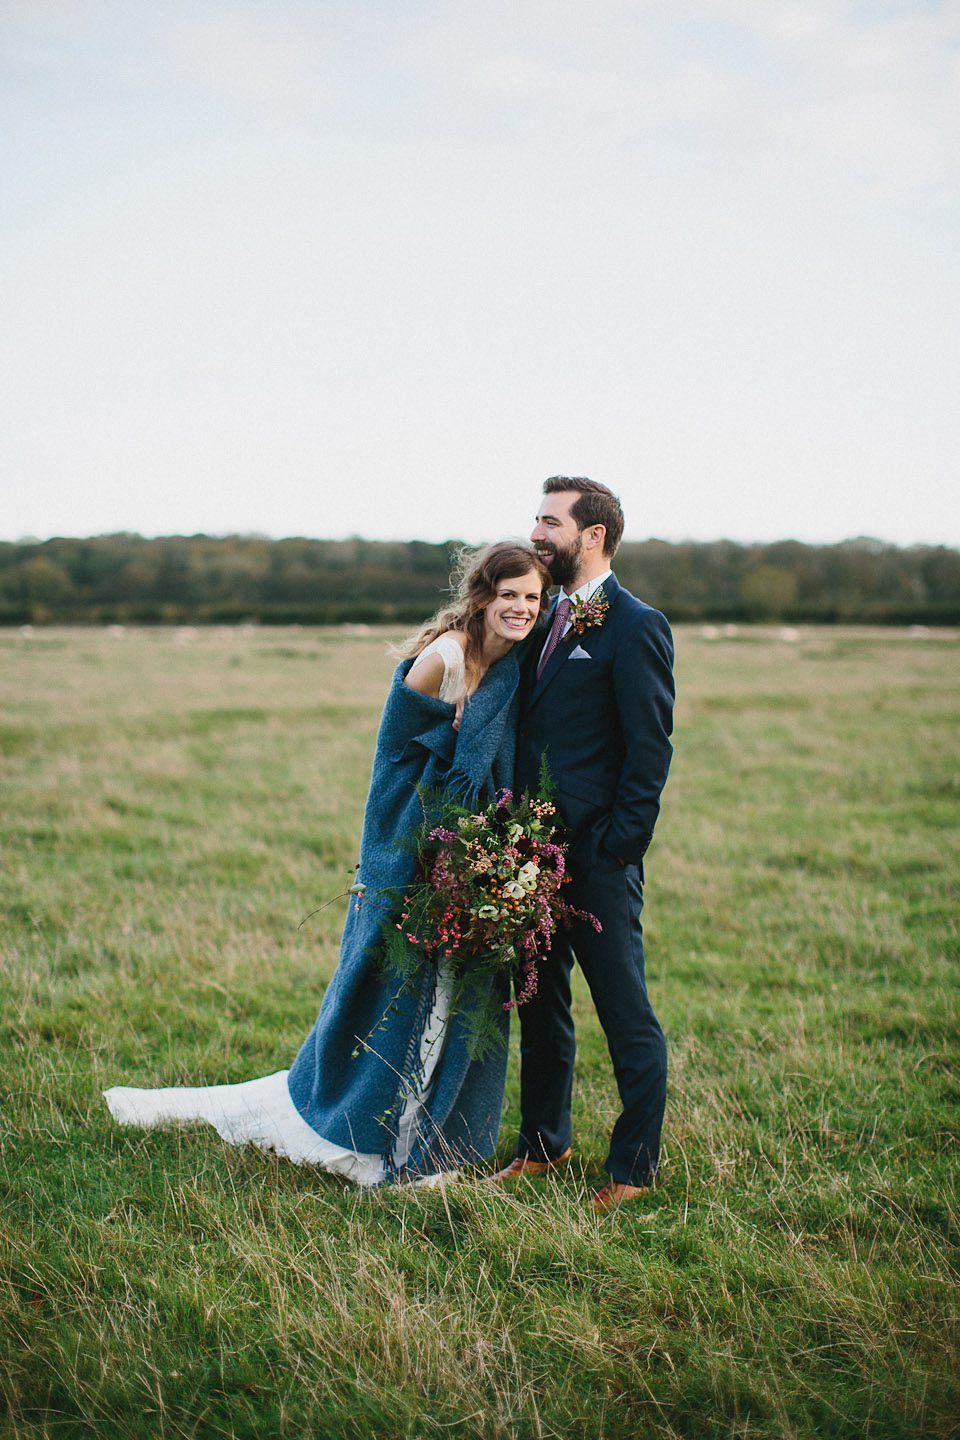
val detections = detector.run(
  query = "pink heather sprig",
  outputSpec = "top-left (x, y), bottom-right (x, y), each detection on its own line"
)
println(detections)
top-left (504, 962), bottom-right (538, 1011)
top-left (532, 839), bottom-right (565, 881)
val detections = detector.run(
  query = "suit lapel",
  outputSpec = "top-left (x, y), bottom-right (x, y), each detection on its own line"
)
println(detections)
top-left (526, 574), bottom-right (621, 712)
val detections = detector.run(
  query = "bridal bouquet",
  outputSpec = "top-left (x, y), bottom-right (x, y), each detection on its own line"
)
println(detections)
top-left (376, 776), bottom-right (600, 1057)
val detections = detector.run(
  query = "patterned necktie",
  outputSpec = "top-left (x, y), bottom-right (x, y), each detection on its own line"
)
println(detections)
top-left (536, 596), bottom-right (572, 678)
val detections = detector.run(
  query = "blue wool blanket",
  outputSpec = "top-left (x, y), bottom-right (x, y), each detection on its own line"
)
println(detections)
top-left (286, 650), bottom-right (520, 1177)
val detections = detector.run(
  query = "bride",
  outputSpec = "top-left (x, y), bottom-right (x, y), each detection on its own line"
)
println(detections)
top-left (104, 542), bottom-right (549, 1186)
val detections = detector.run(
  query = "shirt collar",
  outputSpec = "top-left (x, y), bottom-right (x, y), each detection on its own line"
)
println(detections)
top-left (564, 569), bottom-right (611, 607)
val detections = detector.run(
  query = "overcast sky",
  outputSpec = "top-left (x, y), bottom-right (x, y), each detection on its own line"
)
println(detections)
top-left (2, 1), bottom-right (959, 548)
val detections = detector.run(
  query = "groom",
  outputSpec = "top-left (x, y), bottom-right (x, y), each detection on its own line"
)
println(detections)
top-left (492, 477), bottom-right (675, 1210)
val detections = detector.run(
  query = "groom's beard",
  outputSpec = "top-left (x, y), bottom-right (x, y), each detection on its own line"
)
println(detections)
top-left (541, 534), bottom-right (583, 589)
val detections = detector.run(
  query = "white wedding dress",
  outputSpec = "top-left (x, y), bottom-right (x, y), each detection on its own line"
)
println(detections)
top-left (104, 636), bottom-right (466, 1186)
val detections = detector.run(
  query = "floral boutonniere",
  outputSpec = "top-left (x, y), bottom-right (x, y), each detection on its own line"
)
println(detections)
top-left (568, 586), bottom-right (609, 636)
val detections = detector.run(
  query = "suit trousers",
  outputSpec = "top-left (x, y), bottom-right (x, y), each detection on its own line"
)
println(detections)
top-left (515, 847), bottom-right (667, 1187)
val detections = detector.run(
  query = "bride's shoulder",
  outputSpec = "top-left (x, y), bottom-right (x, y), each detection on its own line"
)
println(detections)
top-left (434, 629), bottom-right (467, 653)
top-left (415, 630), bottom-right (466, 663)
top-left (405, 630), bottom-right (466, 699)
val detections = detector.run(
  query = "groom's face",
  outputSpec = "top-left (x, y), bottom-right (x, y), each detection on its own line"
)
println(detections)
top-left (531, 491), bottom-right (583, 589)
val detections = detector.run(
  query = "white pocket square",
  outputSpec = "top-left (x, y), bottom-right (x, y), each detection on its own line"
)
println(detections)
top-left (569, 645), bottom-right (592, 660)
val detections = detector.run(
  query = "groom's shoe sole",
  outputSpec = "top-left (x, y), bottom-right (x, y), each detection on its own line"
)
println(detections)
top-left (487, 1148), bottom-right (573, 1182)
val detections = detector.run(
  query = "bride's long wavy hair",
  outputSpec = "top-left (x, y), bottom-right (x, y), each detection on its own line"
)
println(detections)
top-left (395, 541), bottom-right (551, 693)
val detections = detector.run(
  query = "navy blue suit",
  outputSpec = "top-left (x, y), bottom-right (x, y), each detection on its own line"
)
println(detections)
top-left (514, 573), bottom-right (674, 1186)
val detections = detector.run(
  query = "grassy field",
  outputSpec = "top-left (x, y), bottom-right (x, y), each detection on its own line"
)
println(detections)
top-left (1, 623), bottom-right (957, 1440)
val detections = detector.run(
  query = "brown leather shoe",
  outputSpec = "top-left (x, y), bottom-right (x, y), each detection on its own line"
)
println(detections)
top-left (488, 1148), bottom-right (573, 1182)
top-left (590, 1181), bottom-right (652, 1212)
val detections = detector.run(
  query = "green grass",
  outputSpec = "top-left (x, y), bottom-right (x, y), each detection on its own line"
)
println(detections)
top-left (1, 623), bottom-right (957, 1439)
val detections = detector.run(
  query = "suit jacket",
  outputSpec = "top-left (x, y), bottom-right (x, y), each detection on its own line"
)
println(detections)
top-left (516, 573), bottom-right (674, 872)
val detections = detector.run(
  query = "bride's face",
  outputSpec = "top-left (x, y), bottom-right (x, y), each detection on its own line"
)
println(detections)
top-left (481, 569), bottom-right (544, 645)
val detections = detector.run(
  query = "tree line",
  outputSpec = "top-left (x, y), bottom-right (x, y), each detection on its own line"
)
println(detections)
top-left (2, 532), bottom-right (958, 626)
